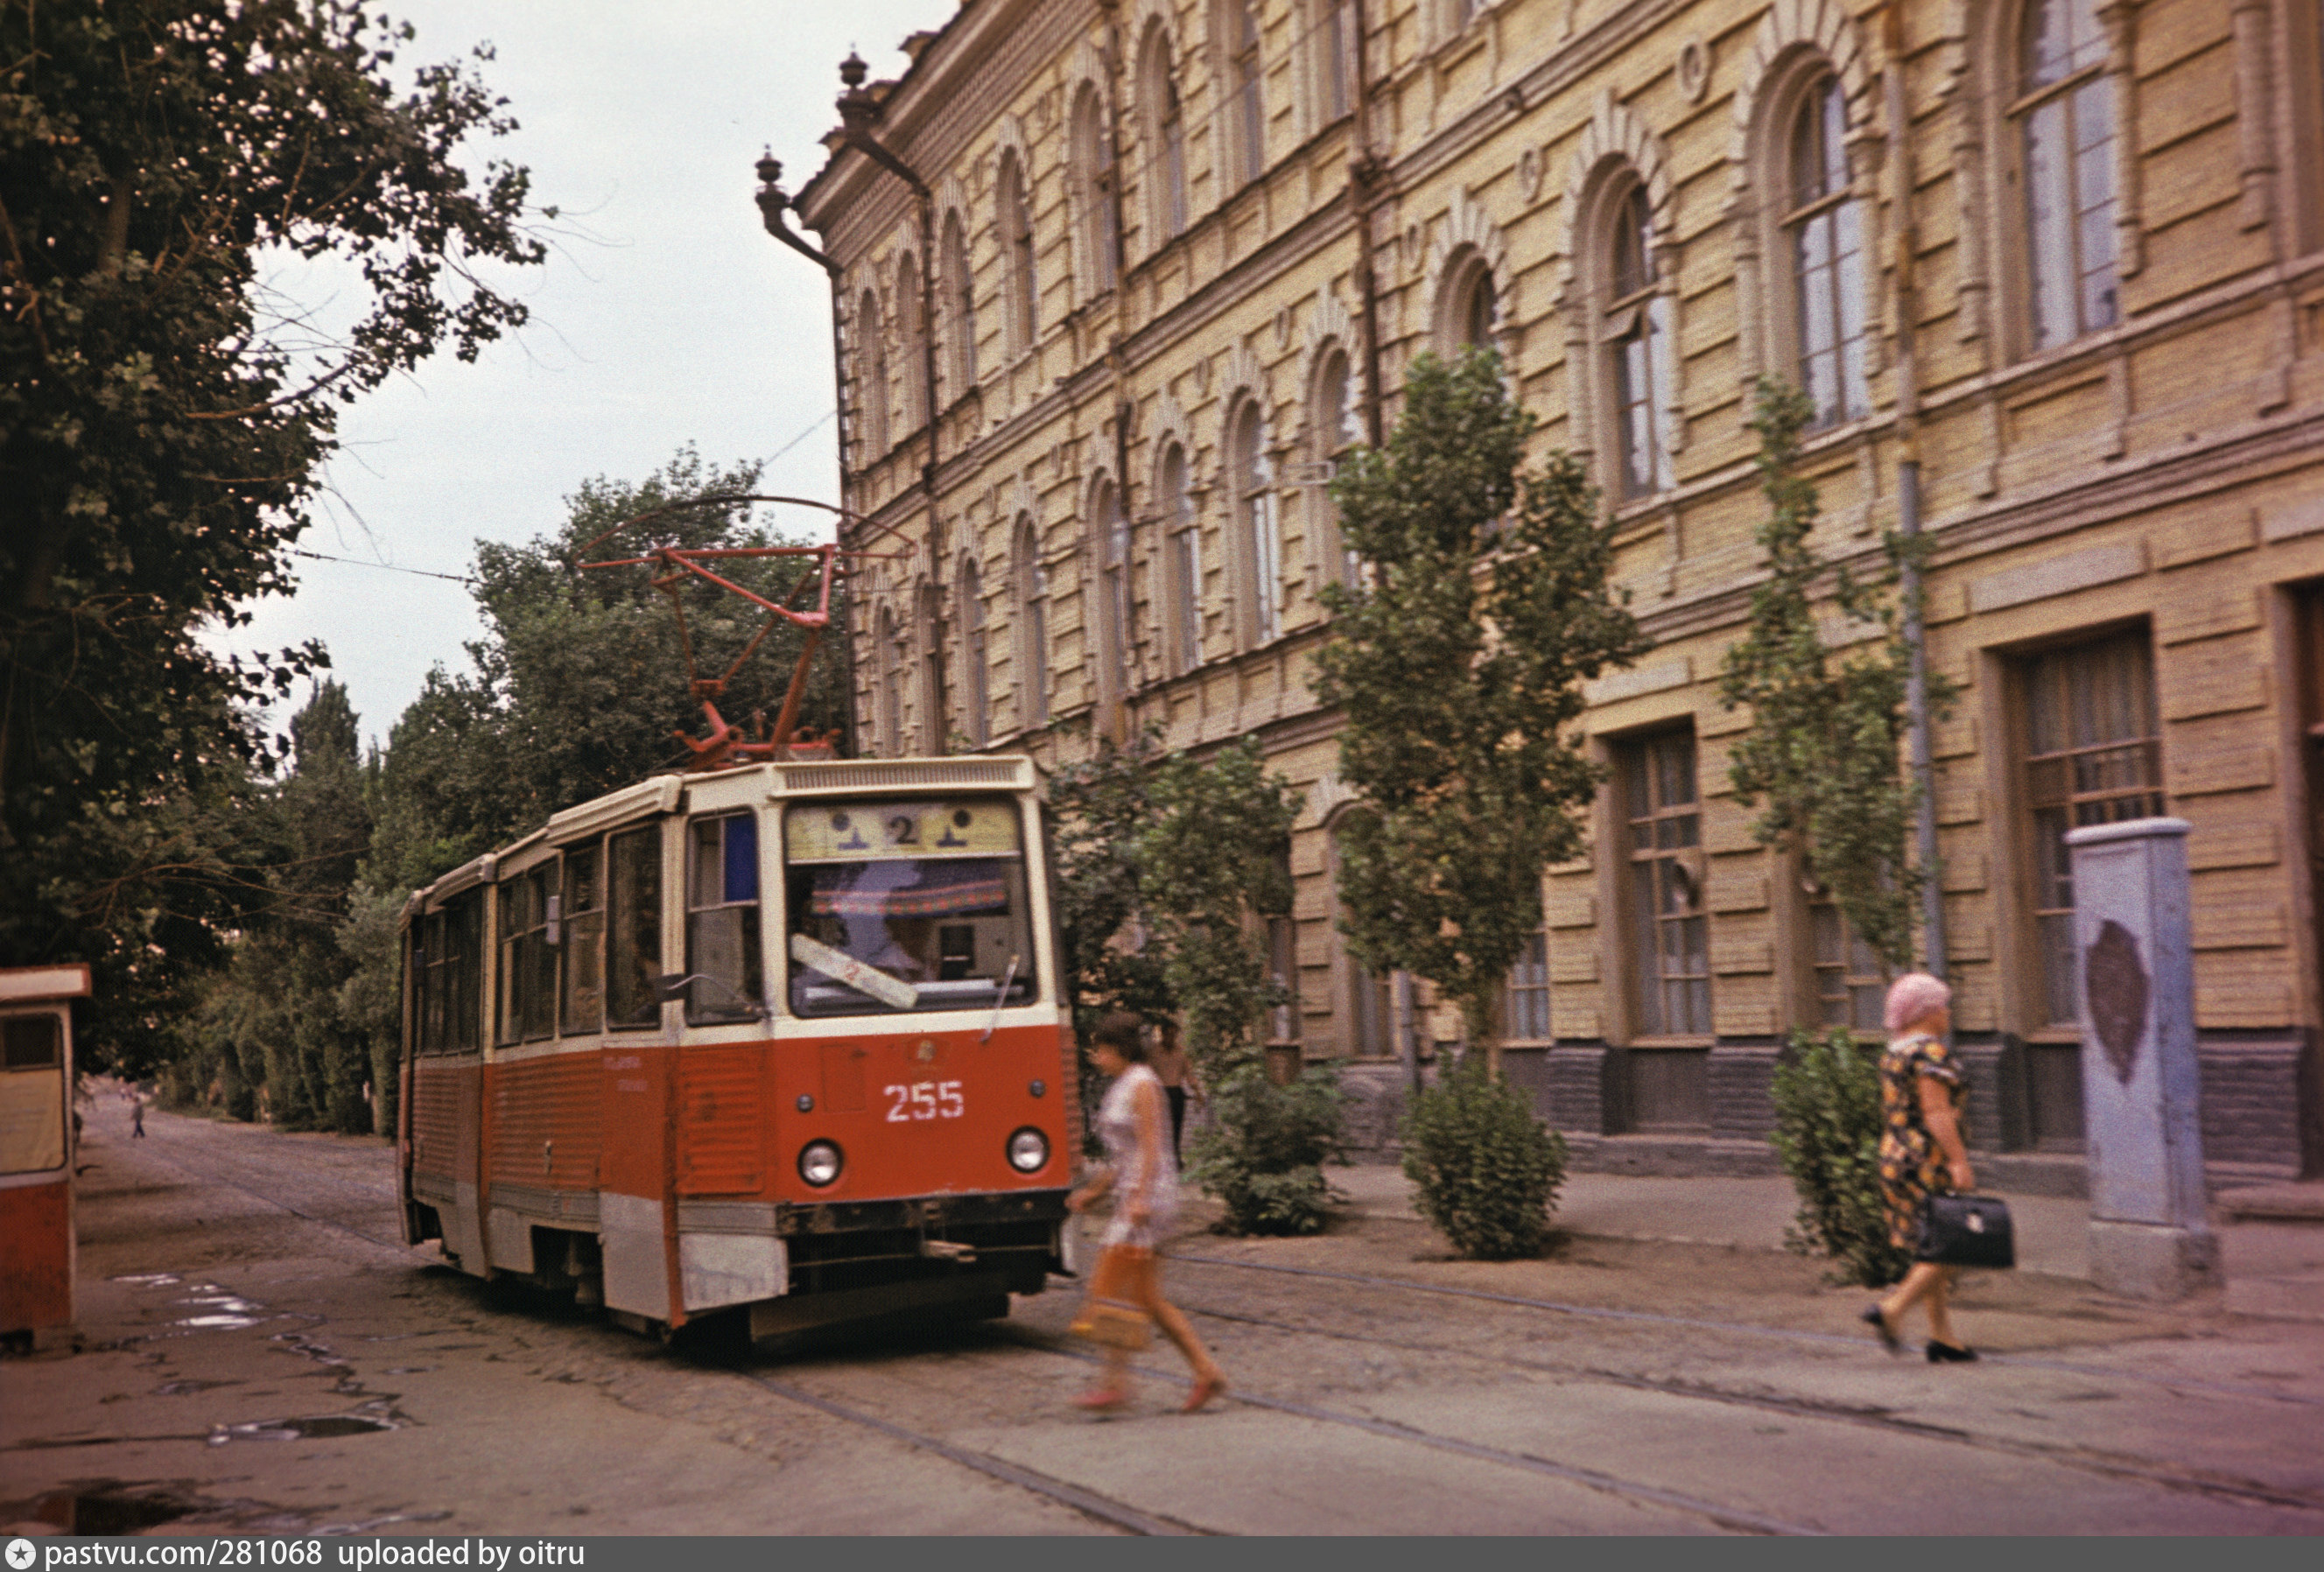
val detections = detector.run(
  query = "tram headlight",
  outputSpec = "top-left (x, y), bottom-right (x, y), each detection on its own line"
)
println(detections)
top-left (1006, 1126), bottom-right (1050, 1174)
top-left (797, 1140), bottom-right (844, 1187)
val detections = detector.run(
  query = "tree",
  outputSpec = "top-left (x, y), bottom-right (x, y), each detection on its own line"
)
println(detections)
top-left (1, 0), bottom-right (545, 1064)
top-left (1311, 348), bottom-right (1646, 1064)
top-left (1045, 730), bottom-right (1171, 1040)
top-left (1716, 377), bottom-right (1953, 971)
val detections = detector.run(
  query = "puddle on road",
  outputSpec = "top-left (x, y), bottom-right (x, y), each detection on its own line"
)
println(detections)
top-left (154, 1379), bottom-right (240, 1395)
top-left (383, 1367), bottom-right (433, 1376)
top-left (168, 1285), bottom-right (269, 1330)
top-left (12, 1488), bottom-right (193, 1534)
top-left (208, 1413), bottom-right (397, 1446)
top-left (110, 1274), bottom-right (183, 1288)
top-left (174, 1313), bottom-right (265, 1330)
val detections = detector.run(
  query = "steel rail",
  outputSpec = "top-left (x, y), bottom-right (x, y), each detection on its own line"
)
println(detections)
top-left (1168, 1252), bottom-right (2324, 1410)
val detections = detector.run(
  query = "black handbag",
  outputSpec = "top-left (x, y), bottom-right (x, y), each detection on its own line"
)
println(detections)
top-left (1916, 1193), bottom-right (2016, 1269)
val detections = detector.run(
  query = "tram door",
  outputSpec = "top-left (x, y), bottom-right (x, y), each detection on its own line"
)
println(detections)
top-left (1, 965), bottom-right (90, 1347)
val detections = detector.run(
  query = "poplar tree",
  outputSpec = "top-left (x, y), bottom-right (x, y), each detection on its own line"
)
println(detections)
top-left (1312, 349), bottom-right (1646, 1063)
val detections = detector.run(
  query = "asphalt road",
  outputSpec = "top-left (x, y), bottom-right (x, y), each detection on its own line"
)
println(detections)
top-left (4, 1105), bottom-right (2322, 1536)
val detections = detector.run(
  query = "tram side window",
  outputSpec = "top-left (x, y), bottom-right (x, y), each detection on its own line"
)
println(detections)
top-left (687, 811), bottom-right (763, 1022)
top-left (783, 797), bottom-right (1038, 1018)
top-left (607, 825), bottom-right (663, 1029)
top-left (560, 842), bottom-right (606, 1035)
top-left (413, 895), bottom-right (481, 1055)
top-left (497, 860), bottom-right (559, 1045)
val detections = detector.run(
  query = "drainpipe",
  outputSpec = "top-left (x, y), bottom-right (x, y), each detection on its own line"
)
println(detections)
top-left (1103, 0), bottom-right (1136, 740)
top-left (1350, 0), bottom-right (1387, 447)
top-left (837, 53), bottom-right (951, 754)
top-left (1884, 3), bottom-right (1946, 978)
top-left (755, 152), bottom-right (863, 756)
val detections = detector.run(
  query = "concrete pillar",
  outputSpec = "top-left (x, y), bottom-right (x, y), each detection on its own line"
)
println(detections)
top-left (2065, 818), bottom-right (2221, 1301)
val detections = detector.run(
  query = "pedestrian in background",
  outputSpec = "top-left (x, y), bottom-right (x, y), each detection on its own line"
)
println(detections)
top-left (1065, 1012), bottom-right (1226, 1414)
top-left (1148, 1021), bottom-right (1203, 1166)
top-left (131, 1092), bottom-right (145, 1139)
top-left (1864, 972), bottom-right (1977, 1362)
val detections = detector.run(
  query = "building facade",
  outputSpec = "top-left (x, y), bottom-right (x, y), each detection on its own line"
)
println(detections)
top-left (789, 0), bottom-right (2324, 1184)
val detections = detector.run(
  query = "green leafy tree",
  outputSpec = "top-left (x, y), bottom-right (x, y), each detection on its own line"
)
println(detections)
top-left (1312, 348), bottom-right (1646, 1063)
top-left (1045, 729), bottom-right (1171, 1038)
top-left (1717, 377), bottom-right (1953, 970)
top-left (1769, 1025), bottom-right (1910, 1287)
top-left (1, 0), bottom-right (545, 1065)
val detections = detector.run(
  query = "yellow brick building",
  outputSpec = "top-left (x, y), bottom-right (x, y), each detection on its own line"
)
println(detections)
top-left (784, 0), bottom-right (2324, 1183)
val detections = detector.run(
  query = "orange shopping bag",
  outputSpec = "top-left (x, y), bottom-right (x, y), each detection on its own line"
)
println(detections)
top-left (1068, 1244), bottom-right (1154, 1351)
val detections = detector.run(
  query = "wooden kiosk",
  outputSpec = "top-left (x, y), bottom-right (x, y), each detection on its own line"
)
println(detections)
top-left (1, 964), bottom-right (89, 1349)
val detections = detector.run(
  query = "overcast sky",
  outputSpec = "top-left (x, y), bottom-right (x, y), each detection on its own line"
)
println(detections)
top-left (225, 1), bottom-right (955, 750)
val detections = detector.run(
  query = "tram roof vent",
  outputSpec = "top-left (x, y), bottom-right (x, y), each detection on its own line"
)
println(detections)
top-left (773, 756), bottom-right (1035, 795)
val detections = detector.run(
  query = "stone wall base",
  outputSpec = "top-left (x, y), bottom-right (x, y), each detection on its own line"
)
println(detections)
top-left (2087, 1218), bottom-right (2222, 1301)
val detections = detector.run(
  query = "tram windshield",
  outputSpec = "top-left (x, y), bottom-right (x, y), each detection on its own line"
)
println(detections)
top-left (783, 798), bottom-right (1039, 1017)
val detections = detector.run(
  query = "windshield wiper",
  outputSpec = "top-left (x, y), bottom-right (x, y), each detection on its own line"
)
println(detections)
top-left (980, 953), bottom-right (1020, 1042)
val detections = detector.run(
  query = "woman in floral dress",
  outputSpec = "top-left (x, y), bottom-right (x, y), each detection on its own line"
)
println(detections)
top-left (1864, 972), bottom-right (1979, 1363)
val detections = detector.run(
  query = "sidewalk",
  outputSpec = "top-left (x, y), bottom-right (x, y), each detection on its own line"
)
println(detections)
top-left (1306, 1163), bottom-right (2324, 1318)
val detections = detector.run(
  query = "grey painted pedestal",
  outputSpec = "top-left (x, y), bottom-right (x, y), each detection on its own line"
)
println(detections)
top-left (2066, 818), bottom-right (2222, 1301)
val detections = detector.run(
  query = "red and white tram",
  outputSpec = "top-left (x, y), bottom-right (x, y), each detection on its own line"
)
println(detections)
top-left (397, 754), bottom-right (1078, 1342)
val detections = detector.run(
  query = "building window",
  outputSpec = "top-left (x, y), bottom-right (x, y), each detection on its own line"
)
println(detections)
top-left (1141, 24), bottom-right (1189, 244)
top-left (2021, 628), bottom-right (2162, 1029)
top-left (1267, 847), bottom-right (1301, 1044)
top-left (686, 811), bottom-right (762, 1024)
top-left (1159, 441), bottom-right (1201, 673)
top-left (605, 825), bottom-right (662, 1030)
top-left (1332, 819), bottom-right (1395, 1057)
top-left (495, 859), bottom-right (558, 1046)
top-left (1603, 180), bottom-right (1672, 501)
top-left (1071, 84), bottom-right (1119, 297)
top-left (916, 581), bottom-right (944, 752)
top-left (874, 604), bottom-right (902, 754)
top-left (2015, 0), bottom-right (2118, 351)
top-left (960, 558), bottom-right (989, 747)
top-left (1621, 728), bottom-right (1709, 1037)
top-left (997, 150), bottom-right (1037, 357)
top-left (1228, 0), bottom-right (1266, 187)
top-left (1309, 344), bottom-right (1361, 592)
top-left (1314, 0), bottom-right (1355, 126)
top-left (1506, 928), bottom-right (1551, 1042)
top-left (856, 290), bottom-right (888, 460)
top-left (559, 841), bottom-right (606, 1036)
top-left (1783, 74), bottom-right (1870, 426)
top-left (1809, 897), bottom-right (1886, 1032)
top-left (941, 210), bottom-right (976, 393)
top-left (1094, 478), bottom-right (1131, 702)
top-left (1229, 400), bottom-right (1280, 646)
top-left (895, 251), bottom-right (929, 432)
top-left (1015, 517), bottom-right (1049, 727)
top-left (1445, 255), bottom-right (1498, 352)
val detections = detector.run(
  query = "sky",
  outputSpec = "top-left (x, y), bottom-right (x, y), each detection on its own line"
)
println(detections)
top-left (224, 0), bottom-right (957, 750)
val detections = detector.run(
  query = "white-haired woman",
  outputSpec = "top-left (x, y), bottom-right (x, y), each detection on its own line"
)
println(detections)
top-left (1863, 972), bottom-right (1979, 1363)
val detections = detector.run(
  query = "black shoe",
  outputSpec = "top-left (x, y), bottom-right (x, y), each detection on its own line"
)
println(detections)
top-left (1926, 1340), bottom-right (1979, 1363)
top-left (1862, 1303), bottom-right (1901, 1355)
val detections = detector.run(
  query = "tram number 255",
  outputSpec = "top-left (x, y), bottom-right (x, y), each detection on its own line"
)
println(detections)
top-left (885, 1080), bottom-right (965, 1122)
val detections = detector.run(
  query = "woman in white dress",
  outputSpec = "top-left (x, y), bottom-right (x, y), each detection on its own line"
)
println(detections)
top-left (1065, 1012), bottom-right (1227, 1413)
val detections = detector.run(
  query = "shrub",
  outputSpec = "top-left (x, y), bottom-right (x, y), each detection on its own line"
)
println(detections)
top-left (1189, 1063), bottom-right (1345, 1236)
top-left (1769, 1027), bottom-right (1911, 1288)
top-left (1401, 1056), bottom-right (1567, 1260)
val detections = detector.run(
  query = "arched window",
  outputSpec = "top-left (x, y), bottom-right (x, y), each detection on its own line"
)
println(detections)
top-left (1224, 0), bottom-right (1266, 188)
top-left (997, 151), bottom-right (1037, 357)
top-left (960, 558), bottom-right (989, 747)
top-left (1309, 345), bottom-right (1361, 592)
top-left (857, 289), bottom-right (888, 460)
top-left (940, 209), bottom-right (977, 393)
top-left (1311, 0), bottom-right (1355, 127)
top-left (1600, 179), bottom-right (1672, 501)
top-left (874, 604), bottom-right (902, 755)
top-left (1071, 84), bottom-right (1119, 297)
top-left (1015, 516), bottom-right (1049, 728)
top-left (1782, 74), bottom-right (1870, 426)
top-left (1093, 478), bottom-right (1132, 702)
top-left (916, 582), bottom-right (944, 753)
top-left (1228, 400), bottom-right (1280, 646)
top-left (1440, 249), bottom-right (1499, 354)
top-left (895, 251), bottom-right (929, 433)
top-left (2014, 0), bottom-right (2118, 350)
top-left (1141, 24), bottom-right (1189, 244)
top-left (1159, 441), bottom-right (1200, 674)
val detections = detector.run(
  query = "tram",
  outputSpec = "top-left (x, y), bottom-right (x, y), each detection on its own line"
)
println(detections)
top-left (396, 754), bottom-right (1079, 1342)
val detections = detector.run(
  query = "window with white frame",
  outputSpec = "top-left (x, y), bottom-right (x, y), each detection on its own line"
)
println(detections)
top-left (896, 251), bottom-right (929, 433)
top-left (2014, 0), bottom-right (2119, 352)
top-left (1506, 928), bottom-right (1550, 1042)
top-left (1808, 897), bottom-right (1886, 1032)
top-left (1313, 0), bottom-right (1356, 127)
top-left (960, 558), bottom-right (989, 747)
top-left (1229, 400), bottom-right (1280, 646)
top-left (1141, 23), bottom-right (1190, 244)
top-left (941, 210), bottom-right (977, 393)
top-left (1071, 84), bottom-right (1119, 297)
top-left (1015, 517), bottom-right (1050, 727)
top-left (997, 150), bottom-right (1037, 356)
top-left (857, 289), bottom-right (888, 460)
top-left (1226, 0), bottom-right (1266, 188)
top-left (1620, 726), bottom-right (1709, 1037)
top-left (1601, 180), bottom-right (1672, 501)
top-left (1160, 441), bottom-right (1201, 673)
top-left (1309, 344), bottom-right (1362, 592)
top-left (1781, 73), bottom-right (1870, 426)
top-left (1094, 477), bottom-right (1132, 702)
